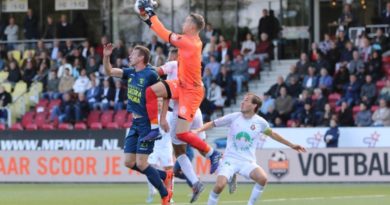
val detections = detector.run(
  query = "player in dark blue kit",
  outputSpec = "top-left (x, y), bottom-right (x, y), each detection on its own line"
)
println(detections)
top-left (103, 44), bottom-right (173, 205)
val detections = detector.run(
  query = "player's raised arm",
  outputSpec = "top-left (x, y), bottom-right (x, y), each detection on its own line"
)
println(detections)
top-left (265, 129), bottom-right (306, 153)
top-left (103, 43), bottom-right (124, 78)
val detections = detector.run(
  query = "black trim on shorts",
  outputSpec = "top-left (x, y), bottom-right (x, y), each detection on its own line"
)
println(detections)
top-left (161, 80), bottom-right (172, 99)
top-left (178, 115), bottom-right (186, 120)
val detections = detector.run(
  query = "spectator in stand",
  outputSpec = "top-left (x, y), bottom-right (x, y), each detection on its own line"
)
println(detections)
top-left (255, 33), bottom-right (273, 63)
top-left (368, 50), bottom-right (382, 81)
top-left (58, 68), bottom-right (75, 94)
top-left (206, 80), bottom-right (225, 112)
top-left (74, 92), bottom-right (90, 122)
top-left (241, 33), bottom-right (256, 60)
top-left (259, 92), bottom-right (274, 116)
top-left (37, 51), bottom-right (51, 69)
top-left (22, 61), bottom-right (37, 87)
top-left (263, 105), bottom-right (279, 127)
top-left (381, 2), bottom-right (390, 25)
top-left (319, 33), bottom-right (332, 54)
top-left (338, 101), bottom-right (354, 126)
top-left (88, 46), bottom-right (101, 65)
top-left (202, 35), bottom-right (217, 63)
top-left (203, 23), bottom-right (218, 43)
top-left (202, 68), bottom-right (213, 90)
top-left (97, 78), bottom-right (114, 111)
top-left (33, 61), bottom-right (49, 84)
top-left (151, 46), bottom-right (166, 67)
top-left (302, 66), bottom-right (318, 91)
top-left (217, 40), bottom-right (232, 64)
top-left (35, 40), bottom-right (48, 60)
top-left (111, 39), bottom-right (127, 63)
top-left (285, 65), bottom-right (299, 86)
top-left (86, 79), bottom-right (101, 110)
top-left (0, 85), bottom-right (12, 124)
top-left (257, 9), bottom-right (270, 40)
top-left (41, 15), bottom-right (56, 39)
top-left (69, 48), bottom-right (86, 69)
top-left (314, 52), bottom-right (330, 74)
top-left (50, 92), bottom-right (74, 123)
top-left (231, 54), bottom-right (248, 94)
top-left (338, 74), bottom-right (360, 106)
top-left (379, 79), bottom-right (390, 101)
top-left (81, 40), bottom-right (90, 58)
top-left (4, 17), bottom-right (18, 50)
top-left (299, 100), bottom-right (316, 127)
top-left (61, 40), bottom-right (74, 57)
top-left (324, 119), bottom-right (340, 148)
top-left (42, 69), bottom-right (61, 100)
top-left (360, 75), bottom-right (376, 107)
top-left (336, 41), bottom-right (354, 72)
top-left (358, 37), bottom-right (372, 63)
top-left (287, 76), bottom-right (302, 98)
top-left (114, 58), bottom-right (126, 69)
top-left (215, 65), bottom-right (234, 106)
top-left (318, 68), bottom-right (333, 92)
top-left (296, 53), bottom-right (310, 77)
top-left (333, 65), bottom-right (350, 93)
top-left (274, 86), bottom-right (294, 123)
top-left (50, 40), bottom-right (60, 60)
top-left (372, 28), bottom-right (388, 52)
top-left (57, 58), bottom-right (72, 78)
top-left (73, 69), bottom-right (91, 94)
top-left (336, 30), bottom-right (348, 51)
top-left (205, 55), bottom-right (220, 79)
top-left (56, 14), bottom-right (72, 38)
top-left (274, 116), bottom-right (286, 127)
top-left (71, 58), bottom-right (81, 78)
top-left (21, 51), bottom-right (36, 71)
top-left (309, 42), bottom-right (321, 62)
top-left (291, 89), bottom-right (310, 120)
top-left (147, 35), bottom-right (165, 57)
top-left (267, 75), bottom-right (286, 99)
top-left (313, 88), bottom-right (327, 118)
top-left (338, 4), bottom-right (356, 29)
top-left (355, 102), bottom-right (372, 127)
top-left (326, 41), bottom-right (340, 75)
top-left (319, 103), bottom-right (334, 126)
top-left (23, 9), bottom-right (39, 40)
top-left (348, 50), bottom-right (364, 74)
top-left (95, 36), bottom-right (108, 58)
top-left (7, 61), bottom-right (21, 84)
top-left (111, 80), bottom-right (126, 111)
top-left (268, 10), bottom-right (281, 40)
top-left (372, 98), bottom-right (390, 126)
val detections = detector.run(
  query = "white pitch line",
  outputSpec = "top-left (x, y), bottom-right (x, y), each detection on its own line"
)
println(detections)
top-left (138, 194), bottom-right (387, 205)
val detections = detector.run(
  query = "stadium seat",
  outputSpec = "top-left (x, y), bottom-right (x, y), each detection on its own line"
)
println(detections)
top-left (376, 80), bottom-right (386, 91)
top-left (114, 110), bottom-right (128, 128)
top-left (22, 49), bottom-right (35, 59)
top-left (58, 123), bottom-right (73, 130)
top-left (287, 120), bottom-right (298, 127)
top-left (9, 50), bottom-right (22, 65)
top-left (35, 99), bottom-right (49, 112)
top-left (87, 110), bottom-right (101, 127)
top-left (12, 81), bottom-right (28, 99)
top-left (90, 122), bottom-right (103, 130)
top-left (328, 93), bottom-right (341, 108)
top-left (10, 123), bottom-right (23, 131)
top-left (248, 59), bottom-right (261, 79)
top-left (0, 123), bottom-right (6, 130)
top-left (47, 99), bottom-right (62, 112)
top-left (21, 111), bottom-right (36, 128)
top-left (2, 82), bottom-right (12, 93)
top-left (25, 123), bottom-right (38, 130)
top-left (100, 111), bottom-right (114, 128)
top-left (335, 106), bottom-right (342, 113)
top-left (0, 71), bottom-right (9, 83)
top-left (35, 112), bottom-right (49, 128)
top-left (371, 105), bottom-right (379, 113)
top-left (382, 56), bottom-right (390, 63)
top-left (352, 106), bottom-right (360, 117)
top-left (41, 123), bottom-right (55, 130)
top-left (233, 49), bottom-right (241, 58)
top-left (75, 122), bottom-right (87, 130)
top-left (106, 122), bottom-right (119, 129)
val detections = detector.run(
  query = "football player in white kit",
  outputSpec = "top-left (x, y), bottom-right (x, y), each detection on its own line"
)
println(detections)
top-left (156, 48), bottom-right (207, 203)
top-left (193, 93), bottom-right (306, 205)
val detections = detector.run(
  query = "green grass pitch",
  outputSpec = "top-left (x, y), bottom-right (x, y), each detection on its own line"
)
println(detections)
top-left (0, 183), bottom-right (389, 205)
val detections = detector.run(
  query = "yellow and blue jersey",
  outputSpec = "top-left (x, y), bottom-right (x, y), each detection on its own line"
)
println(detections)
top-left (122, 65), bottom-right (159, 117)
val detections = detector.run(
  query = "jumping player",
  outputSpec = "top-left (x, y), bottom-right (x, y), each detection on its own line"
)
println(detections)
top-left (103, 44), bottom-right (172, 205)
top-left (136, 0), bottom-right (222, 175)
top-left (193, 93), bottom-right (306, 205)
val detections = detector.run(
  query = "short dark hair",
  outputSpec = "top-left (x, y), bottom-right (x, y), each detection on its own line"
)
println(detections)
top-left (133, 45), bottom-right (150, 64)
top-left (247, 93), bottom-right (262, 113)
top-left (169, 47), bottom-right (178, 55)
top-left (189, 13), bottom-right (205, 31)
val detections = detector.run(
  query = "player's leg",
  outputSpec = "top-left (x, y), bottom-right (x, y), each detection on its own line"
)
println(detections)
top-left (146, 154), bottom-right (159, 203)
top-left (207, 158), bottom-right (236, 205)
top-left (207, 176), bottom-right (228, 205)
top-left (240, 164), bottom-right (268, 205)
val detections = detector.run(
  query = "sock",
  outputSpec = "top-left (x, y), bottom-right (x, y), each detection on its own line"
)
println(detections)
top-left (207, 191), bottom-right (220, 205)
top-left (247, 183), bottom-right (264, 205)
top-left (141, 165), bottom-right (168, 198)
top-left (205, 148), bottom-right (214, 158)
top-left (176, 132), bottom-right (211, 153)
top-left (157, 169), bottom-right (167, 180)
top-left (177, 154), bottom-right (198, 185)
top-left (145, 87), bottom-right (159, 129)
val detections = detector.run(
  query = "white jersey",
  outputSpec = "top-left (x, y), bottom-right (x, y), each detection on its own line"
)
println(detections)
top-left (160, 61), bottom-right (178, 81)
top-left (214, 112), bottom-right (271, 163)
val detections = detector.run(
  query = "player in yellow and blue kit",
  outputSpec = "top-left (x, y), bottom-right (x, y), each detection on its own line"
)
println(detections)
top-left (103, 44), bottom-right (173, 205)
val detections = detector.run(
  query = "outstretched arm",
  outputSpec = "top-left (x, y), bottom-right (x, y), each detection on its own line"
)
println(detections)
top-left (267, 130), bottom-right (306, 153)
top-left (193, 121), bottom-right (215, 134)
top-left (103, 43), bottom-right (124, 78)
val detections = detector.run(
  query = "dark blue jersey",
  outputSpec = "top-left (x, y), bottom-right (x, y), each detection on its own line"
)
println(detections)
top-left (122, 65), bottom-right (159, 117)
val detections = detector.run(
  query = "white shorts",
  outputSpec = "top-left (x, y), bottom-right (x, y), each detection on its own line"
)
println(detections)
top-left (170, 108), bottom-right (206, 145)
top-left (218, 157), bottom-right (259, 180)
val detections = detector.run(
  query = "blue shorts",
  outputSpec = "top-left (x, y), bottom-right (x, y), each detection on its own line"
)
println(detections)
top-left (124, 117), bottom-right (154, 154)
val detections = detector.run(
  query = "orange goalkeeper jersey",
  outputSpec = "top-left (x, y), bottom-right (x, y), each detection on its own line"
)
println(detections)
top-left (150, 16), bottom-right (203, 87)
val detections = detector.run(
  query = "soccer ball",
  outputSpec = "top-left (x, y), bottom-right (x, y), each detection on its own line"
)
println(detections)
top-left (271, 150), bottom-right (287, 162)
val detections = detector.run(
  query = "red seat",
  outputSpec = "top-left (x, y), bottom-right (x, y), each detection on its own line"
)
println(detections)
top-left (352, 106), bottom-right (360, 116)
top-left (90, 122), bottom-right (103, 130)
top-left (41, 123), bottom-right (55, 130)
top-left (382, 56), bottom-right (390, 63)
top-left (21, 111), bottom-right (35, 128)
top-left (328, 93), bottom-right (341, 107)
top-left (335, 106), bottom-right (342, 113)
top-left (101, 111), bottom-right (114, 128)
top-left (10, 123), bottom-right (23, 131)
top-left (376, 80), bottom-right (386, 91)
top-left (233, 49), bottom-right (241, 58)
top-left (287, 120), bottom-right (297, 127)
top-left (58, 123), bottom-right (73, 130)
top-left (248, 59), bottom-right (261, 79)
top-left (35, 112), bottom-right (48, 128)
top-left (25, 124), bottom-right (38, 130)
top-left (74, 122), bottom-right (87, 130)
top-left (0, 123), bottom-right (6, 130)
top-left (35, 99), bottom-right (49, 112)
top-left (106, 122), bottom-right (119, 129)
top-left (371, 105), bottom-right (379, 113)
top-left (87, 110), bottom-right (101, 127)
top-left (114, 110), bottom-right (128, 128)
top-left (47, 99), bottom-right (62, 113)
